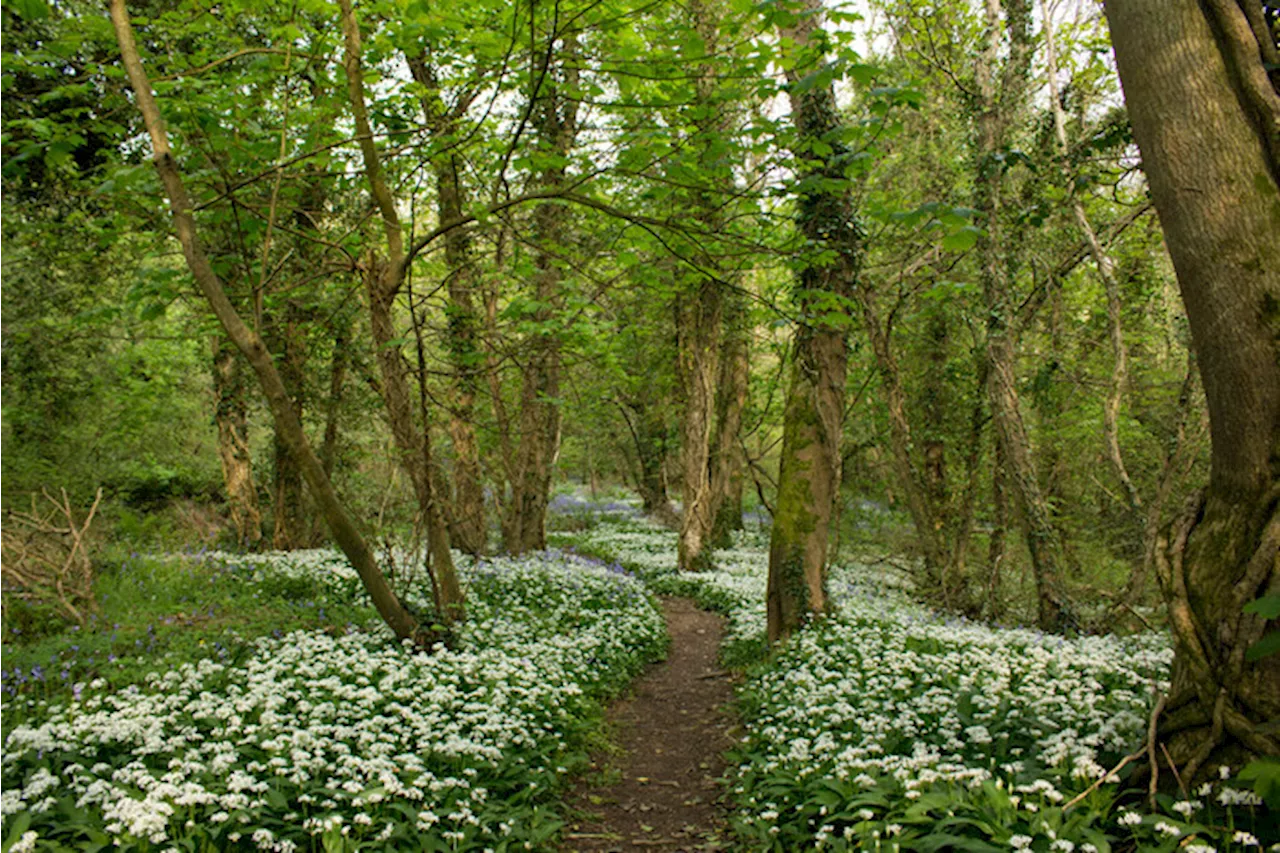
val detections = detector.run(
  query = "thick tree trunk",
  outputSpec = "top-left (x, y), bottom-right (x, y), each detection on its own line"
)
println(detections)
top-left (675, 0), bottom-right (728, 573)
top-left (211, 336), bottom-right (262, 549)
top-left (1107, 0), bottom-right (1280, 780)
top-left (111, 0), bottom-right (426, 644)
top-left (766, 0), bottom-right (859, 644)
top-left (676, 280), bottom-right (721, 571)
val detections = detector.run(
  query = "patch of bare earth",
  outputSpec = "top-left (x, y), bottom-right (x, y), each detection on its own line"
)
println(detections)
top-left (561, 596), bottom-right (738, 852)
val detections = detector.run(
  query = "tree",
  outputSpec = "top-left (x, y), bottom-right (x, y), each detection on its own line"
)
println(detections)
top-left (109, 0), bottom-right (429, 644)
top-left (1105, 0), bottom-right (1279, 779)
top-left (764, 0), bottom-right (860, 644)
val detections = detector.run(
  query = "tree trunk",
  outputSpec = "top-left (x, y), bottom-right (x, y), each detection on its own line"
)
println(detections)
top-left (269, 302), bottom-right (307, 550)
top-left (710, 290), bottom-right (749, 546)
top-left (110, 0), bottom-right (426, 644)
top-left (408, 56), bottom-right (487, 557)
top-left (676, 279), bottom-right (721, 571)
top-left (974, 0), bottom-right (1075, 632)
top-left (1106, 0), bottom-right (1280, 780)
top-left (625, 400), bottom-right (677, 525)
top-left (675, 0), bottom-right (728, 573)
top-left (503, 37), bottom-right (579, 554)
top-left (339, 0), bottom-right (465, 622)
top-left (857, 288), bottom-right (951, 587)
top-left (211, 336), bottom-right (262, 549)
top-left (766, 0), bottom-right (859, 645)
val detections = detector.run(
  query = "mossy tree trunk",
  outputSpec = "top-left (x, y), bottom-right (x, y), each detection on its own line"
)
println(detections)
top-left (765, 0), bottom-right (860, 645)
top-left (408, 55), bottom-right (487, 557)
top-left (1106, 0), bottom-right (1280, 781)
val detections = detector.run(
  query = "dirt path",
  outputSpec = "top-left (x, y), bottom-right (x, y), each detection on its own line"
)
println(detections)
top-left (561, 597), bottom-right (738, 852)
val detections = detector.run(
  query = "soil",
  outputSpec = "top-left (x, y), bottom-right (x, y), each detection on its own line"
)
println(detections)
top-left (561, 597), bottom-right (739, 852)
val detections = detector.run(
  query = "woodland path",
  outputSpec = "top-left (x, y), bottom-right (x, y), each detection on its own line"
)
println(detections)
top-left (561, 597), bottom-right (738, 852)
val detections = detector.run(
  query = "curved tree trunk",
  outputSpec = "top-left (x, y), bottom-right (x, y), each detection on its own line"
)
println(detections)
top-left (1107, 0), bottom-right (1280, 781)
top-left (110, 0), bottom-right (426, 644)
top-left (339, 0), bottom-right (465, 622)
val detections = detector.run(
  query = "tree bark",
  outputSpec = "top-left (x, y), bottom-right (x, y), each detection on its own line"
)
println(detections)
top-left (503, 35), bottom-right (579, 554)
top-left (974, 0), bottom-right (1075, 632)
top-left (110, 0), bottom-right (426, 644)
top-left (408, 56), bottom-right (487, 557)
top-left (269, 302), bottom-right (307, 550)
top-left (710, 289), bottom-right (749, 546)
top-left (338, 0), bottom-right (465, 621)
top-left (675, 0), bottom-right (728, 573)
top-left (766, 0), bottom-right (859, 645)
top-left (211, 336), bottom-right (262, 549)
top-left (1106, 0), bottom-right (1280, 779)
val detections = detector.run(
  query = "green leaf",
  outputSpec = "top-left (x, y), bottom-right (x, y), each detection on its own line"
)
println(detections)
top-left (1238, 757), bottom-right (1280, 809)
top-left (941, 225), bottom-right (981, 252)
top-left (1243, 594), bottom-right (1280, 619)
top-left (1245, 630), bottom-right (1280, 661)
top-left (4, 0), bottom-right (49, 20)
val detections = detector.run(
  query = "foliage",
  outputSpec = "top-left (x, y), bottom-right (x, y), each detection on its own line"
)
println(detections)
top-left (576, 515), bottom-right (1276, 852)
top-left (1, 548), bottom-right (665, 851)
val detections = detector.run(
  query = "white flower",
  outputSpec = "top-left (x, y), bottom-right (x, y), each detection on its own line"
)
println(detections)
top-left (1008, 835), bottom-right (1033, 849)
top-left (1233, 831), bottom-right (1260, 847)
top-left (10, 831), bottom-right (39, 853)
top-left (1154, 821), bottom-right (1181, 837)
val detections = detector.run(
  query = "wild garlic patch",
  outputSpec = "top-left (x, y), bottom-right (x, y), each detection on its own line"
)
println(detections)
top-left (1, 550), bottom-right (665, 851)
top-left (567, 518), bottom-right (1274, 851)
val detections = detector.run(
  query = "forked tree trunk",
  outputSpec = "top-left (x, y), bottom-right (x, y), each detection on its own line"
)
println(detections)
top-left (339, 0), bottom-right (465, 622)
top-left (1107, 0), bottom-right (1280, 780)
top-left (765, 0), bottom-right (859, 645)
top-left (110, 0), bottom-right (426, 644)
top-left (211, 336), bottom-right (262, 549)
top-left (625, 400), bottom-right (678, 525)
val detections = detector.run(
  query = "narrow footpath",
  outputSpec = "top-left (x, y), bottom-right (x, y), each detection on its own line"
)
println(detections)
top-left (561, 597), bottom-right (738, 852)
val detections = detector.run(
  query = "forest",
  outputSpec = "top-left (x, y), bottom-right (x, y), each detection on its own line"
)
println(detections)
top-left (1, 0), bottom-right (1277, 850)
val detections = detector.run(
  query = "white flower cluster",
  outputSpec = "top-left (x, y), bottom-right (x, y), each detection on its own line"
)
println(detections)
top-left (2, 550), bottom-right (665, 849)
top-left (590, 519), bottom-right (1180, 846)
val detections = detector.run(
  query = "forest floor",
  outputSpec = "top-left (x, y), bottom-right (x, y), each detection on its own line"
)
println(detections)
top-left (561, 597), bottom-right (739, 852)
